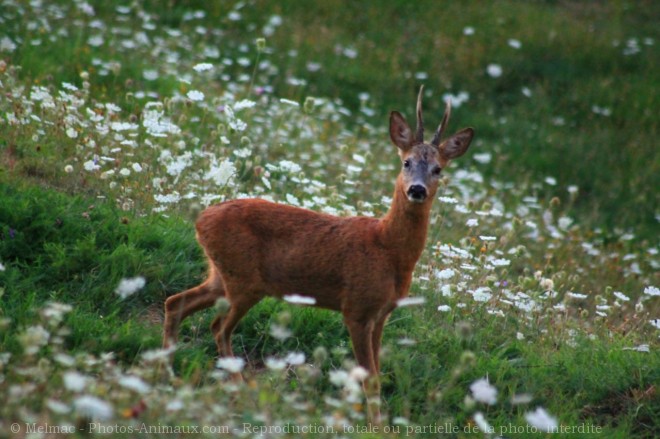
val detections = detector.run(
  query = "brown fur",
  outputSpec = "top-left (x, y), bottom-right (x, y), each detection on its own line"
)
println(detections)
top-left (163, 90), bottom-right (473, 420)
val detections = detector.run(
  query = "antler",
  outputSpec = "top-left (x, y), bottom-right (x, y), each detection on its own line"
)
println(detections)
top-left (431, 99), bottom-right (452, 147)
top-left (415, 85), bottom-right (424, 144)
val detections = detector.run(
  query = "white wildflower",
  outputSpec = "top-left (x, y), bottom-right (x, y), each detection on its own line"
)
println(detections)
top-left (463, 26), bottom-right (475, 36)
top-left (441, 284), bottom-right (452, 297)
top-left (206, 158), bottom-right (236, 187)
top-left (438, 196), bottom-right (458, 204)
top-left (270, 324), bottom-right (291, 341)
top-left (397, 297), bottom-right (426, 307)
top-left (278, 159), bottom-right (302, 174)
top-left (54, 353), bottom-right (75, 367)
top-left (118, 375), bottom-right (151, 394)
top-left (265, 357), bottom-right (287, 371)
top-left (0, 36), bottom-right (17, 52)
top-left (143, 70), bottom-right (159, 81)
top-left (46, 399), bottom-right (71, 414)
top-left (143, 108), bottom-right (181, 136)
top-left (216, 357), bottom-right (245, 373)
top-left (471, 287), bottom-right (492, 302)
top-left (154, 193), bottom-right (181, 204)
top-left (63, 371), bottom-right (88, 392)
top-left (285, 352), bottom-right (305, 366)
top-left (511, 393), bottom-right (533, 404)
top-left (329, 370), bottom-right (348, 387)
top-left (279, 98), bottom-right (299, 107)
top-left (558, 216), bottom-right (573, 231)
top-left (229, 117), bottom-right (247, 131)
top-left (437, 305), bottom-right (451, 312)
top-left (115, 276), bottom-right (146, 299)
top-left (479, 236), bottom-right (497, 241)
top-left (466, 218), bottom-right (479, 227)
top-left (473, 412), bottom-right (493, 433)
top-left (285, 193), bottom-right (300, 206)
top-left (622, 344), bottom-right (650, 353)
top-left (435, 268), bottom-right (455, 280)
top-left (491, 258), bottom-right (511, 267)
top-left (470, 378), bottom-right (497, 405)
top-left (525, 407), bottom-right (558, 433)
top-left (567, 292), bottom-right (588, 300)
top-left (233, 148), bottom-right (251, 159)
top-left (284, 294), bottom-right (316, 305)
top-left (342, 47), bottom-right (358, 58)
top-left (166, 399), bottom-right (184, 412)
top-left (111, 121), bottom-right (138, 132)
top-left (87, 35), bottom-right (104, 47)
top-left (40, 302), bottom-right (72, 325)
top-left (644, 286), bottom-right (660, 297)
top-left (397, 337), bottom-right (416, 346)
top-left (187, 90), bottom-right (204, 101)
top-left (193, 63), bottom-right (213, 72)
top-left (19, 325), bottom-right (50, 355)
top-left (540, 278), bottom-right (554, 291)
top-left (105, 103), bottom-right (121, 113)
top-left (141, 346), bottom-right (175, 362)
top-left (234, 99), bottom-right (256, 111)
top-left (74, 395), bottom-right (113, 420)
top-left (508, 39), bottom-right (522, 49)
top-left (613, 291), bottom-right (630, 302)
top-left (352, 153), bottom-right (366, 164)
top-left (132, 163), bottom-right (143, 173)
top-left (486, 64), bottom-right (502, 78)
top-left (349, 366), bottom-right (369, 382)
top-left (66, 127), bottom-right (78, 138)
top-left (473, 152), bottom-right (492, 164)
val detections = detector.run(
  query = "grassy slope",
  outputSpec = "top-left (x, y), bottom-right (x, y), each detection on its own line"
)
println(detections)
top-left (6, 1), bottom-right (659, 237)
top-left (1, 181), bottom-right (658, 436)
top-left (239, 0), bottom-right (659, 238)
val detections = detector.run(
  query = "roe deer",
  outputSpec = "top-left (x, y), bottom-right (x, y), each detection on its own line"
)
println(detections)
top-left (163, 86), bottom-right (474, 419)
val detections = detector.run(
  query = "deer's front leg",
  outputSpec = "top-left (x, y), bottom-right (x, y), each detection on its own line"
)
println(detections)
top-left (346, 318), bottom-right (381, 422)
top-left (371, 312), bottom-right (391, 374)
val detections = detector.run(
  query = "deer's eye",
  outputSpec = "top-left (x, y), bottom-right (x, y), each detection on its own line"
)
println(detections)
top-left (432, 166), bottom-right (442, 176)
top-left (403, 160), bottom-right (411, 169)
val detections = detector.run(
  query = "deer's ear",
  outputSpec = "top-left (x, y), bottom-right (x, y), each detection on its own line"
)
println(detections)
top-left (390, 111), bottom-right (413, 151)
top-left (439, 127), bottom-right (474, 163)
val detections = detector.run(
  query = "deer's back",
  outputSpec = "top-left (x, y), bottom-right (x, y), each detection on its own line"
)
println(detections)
top-left (195, 199), bottom-right (396, 310)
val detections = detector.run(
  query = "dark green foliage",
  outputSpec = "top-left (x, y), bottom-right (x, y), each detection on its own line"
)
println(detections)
top-left (0, 180), bottom-right (204, 357)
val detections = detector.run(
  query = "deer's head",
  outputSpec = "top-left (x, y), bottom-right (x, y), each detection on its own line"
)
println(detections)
top-left (389, 86), bottom-right (474, 204)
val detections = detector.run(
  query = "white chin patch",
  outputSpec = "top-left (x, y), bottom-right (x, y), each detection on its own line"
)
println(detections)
top-left (407, 195), bottom-right (426, 203)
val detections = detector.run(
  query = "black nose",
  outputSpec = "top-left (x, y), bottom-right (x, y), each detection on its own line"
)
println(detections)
top-left (407, 185), bottom-right (427, 201)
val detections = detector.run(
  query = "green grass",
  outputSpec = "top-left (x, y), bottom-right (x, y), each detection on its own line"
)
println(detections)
top-left (2, 182), bottom-right (658, 437)
top-left (5, 1), bottom-right (658, 235)
top-left (0, 181), bottom-right (201, 357)
top-left (1, 1), bottom-right (659, 437)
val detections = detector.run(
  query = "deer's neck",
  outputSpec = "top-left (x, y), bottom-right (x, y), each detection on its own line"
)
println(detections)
top-left (379, 174), bottom-right (433, 269)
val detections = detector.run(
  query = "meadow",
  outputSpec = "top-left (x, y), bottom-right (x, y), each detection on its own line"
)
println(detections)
top-left (0, 1), bottom-right (658, 437)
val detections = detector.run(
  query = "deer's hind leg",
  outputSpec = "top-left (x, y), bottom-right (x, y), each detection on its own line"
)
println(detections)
top-left (213, 289), bottom-right (262, 358)
top-left (163, 267), bottom-right (225, 347)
